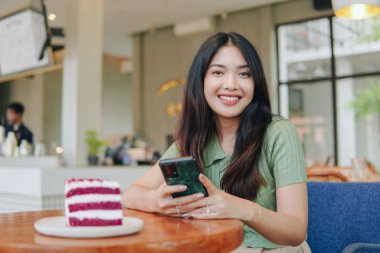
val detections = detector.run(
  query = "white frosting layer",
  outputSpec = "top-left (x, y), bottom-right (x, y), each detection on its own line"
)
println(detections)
top-left (65, 180), bottom-right (120, 194)
top-left (67, 210), bottom-right (123, 220)
top-left (65, 194), bottom-right (121, 205)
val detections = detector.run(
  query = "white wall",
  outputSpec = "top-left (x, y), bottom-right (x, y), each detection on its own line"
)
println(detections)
top-left (101, 57), bottom-right (133, 138)
top-left (43, 70), bottom-right (62, 146)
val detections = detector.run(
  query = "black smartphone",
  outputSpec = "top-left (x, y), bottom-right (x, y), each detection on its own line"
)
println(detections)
top-left (159, 157), bottom-right (208, 198)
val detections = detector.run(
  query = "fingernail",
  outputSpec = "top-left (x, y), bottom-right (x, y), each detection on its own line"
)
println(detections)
top-left (182, 213), bottom-right (191, 218)
top-left (200, 174), bottom-right (205, 178)
top-left (179, 185), bottom-right (187, 190)
top-left (196, 193), bottom-right (204, 198)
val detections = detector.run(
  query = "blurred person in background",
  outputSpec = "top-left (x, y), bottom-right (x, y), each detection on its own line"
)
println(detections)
top-left (5, 102), bottom-right (33, 146)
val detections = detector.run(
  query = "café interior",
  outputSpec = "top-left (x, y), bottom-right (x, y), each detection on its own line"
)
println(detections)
top-left (0, 0), bottom-right (379, 252)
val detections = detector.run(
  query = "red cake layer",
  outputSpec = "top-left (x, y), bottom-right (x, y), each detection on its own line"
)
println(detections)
top-left (65, 179), bottom-right (103, 184)
top-left (68, 202), bottom-right (122, 212)
top-left (66, 187), bottom-right (121, 197)
top-left (69, 217), bottom-right (122, 226)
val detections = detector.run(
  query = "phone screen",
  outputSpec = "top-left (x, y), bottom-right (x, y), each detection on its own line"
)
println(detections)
top-left (159, 157), bottom-right (208, 198)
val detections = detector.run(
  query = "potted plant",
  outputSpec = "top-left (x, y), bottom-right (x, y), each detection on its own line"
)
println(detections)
top-left (86, 130), bottom-right (106, 165)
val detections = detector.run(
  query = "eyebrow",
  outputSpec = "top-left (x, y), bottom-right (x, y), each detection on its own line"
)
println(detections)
top-left (208, 64), bottom-right (249, 69)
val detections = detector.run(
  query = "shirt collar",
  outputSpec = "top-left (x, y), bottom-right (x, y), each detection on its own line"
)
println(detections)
top-left (203, 133), bottom-right (229, 167)
top-left (13, 124), bottom-right (21, 131)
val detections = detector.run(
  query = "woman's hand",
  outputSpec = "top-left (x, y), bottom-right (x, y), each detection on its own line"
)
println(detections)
top-left (152, 182), bottom-right (205, 217)
top-left (179, 174), bottom-right (257, 222)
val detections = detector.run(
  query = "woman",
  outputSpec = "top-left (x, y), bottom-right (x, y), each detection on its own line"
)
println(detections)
top-left (123, 32), bottom-right (310, 252)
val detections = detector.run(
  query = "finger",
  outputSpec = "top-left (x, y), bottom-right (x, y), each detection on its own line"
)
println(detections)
top-left (199, 174), bottom-right (216, 195)
top-left (157, 211), bottom-right (185, 218)
top-left (160, 185), bottom-right (187, 197)
top-left (178, 196), bottom-right (214, 213)
top-left (183, 206), bottom-right (220, 219)
top-left (158, 192), bottom-right (204, 210)
top-left (157, 182), bottom-right (167, 194)
top-left (159, 205), bottom-right (193, 218)
top-left (166, 192), bottom-right (205, 207)
top-left (161, 206), bottom-right (184, 215)
top-left (190, 212), bottom-right (220, 219)
top-left (158, 182), bottom-right (167, 188)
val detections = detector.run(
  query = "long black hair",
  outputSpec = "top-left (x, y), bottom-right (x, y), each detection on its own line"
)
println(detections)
top-left (175, 32), bottom-right (272, 200)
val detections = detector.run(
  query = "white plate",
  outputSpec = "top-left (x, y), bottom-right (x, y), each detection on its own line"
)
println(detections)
top-left (34, 216), bottom-right (144, 238)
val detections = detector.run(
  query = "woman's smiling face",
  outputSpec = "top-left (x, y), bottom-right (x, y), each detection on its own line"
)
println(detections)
top-left (204, 44), bottom-right (254, 120)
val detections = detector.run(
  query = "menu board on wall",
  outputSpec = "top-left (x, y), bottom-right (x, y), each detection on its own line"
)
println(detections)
top-left (0, 8), bottom-right (50, 77)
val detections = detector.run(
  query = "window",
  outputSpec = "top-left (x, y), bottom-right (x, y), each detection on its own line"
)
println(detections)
top-left (277, 16), bottom-right (380, 169)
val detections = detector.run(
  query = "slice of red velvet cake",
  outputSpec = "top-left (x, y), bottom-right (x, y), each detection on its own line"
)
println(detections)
top-left (65, 179), bottom-right (123, 226)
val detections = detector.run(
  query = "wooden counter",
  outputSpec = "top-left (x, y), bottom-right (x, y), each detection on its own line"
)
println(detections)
top-left (0, 166), bottom-right (150, 213)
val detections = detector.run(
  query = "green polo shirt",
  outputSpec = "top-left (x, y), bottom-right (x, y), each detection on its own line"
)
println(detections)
top-left (160, 115), bottom-right (306, 249)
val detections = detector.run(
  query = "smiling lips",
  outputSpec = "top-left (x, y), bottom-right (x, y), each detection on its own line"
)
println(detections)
top-left (218, 94), bottom-right (242, 106)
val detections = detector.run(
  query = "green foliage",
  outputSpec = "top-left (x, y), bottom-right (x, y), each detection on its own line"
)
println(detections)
top-left (348, 82), bottom-right (380, 118)
top-left (86, 130), bottom-right (106, 156)
top-left (356, 17), bottom-right (380, 44)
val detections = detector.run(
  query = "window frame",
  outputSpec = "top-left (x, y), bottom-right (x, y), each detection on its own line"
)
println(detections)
top-left (276, 15), bottom-right (380, 166)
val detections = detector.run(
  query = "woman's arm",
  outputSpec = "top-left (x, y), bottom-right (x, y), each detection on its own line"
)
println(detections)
top-left (122, 163), bottom-right (163, 212)
top-left (242, 183), bottom-right (308, 246)
top-left (180, 175), bottom-right (308, 246)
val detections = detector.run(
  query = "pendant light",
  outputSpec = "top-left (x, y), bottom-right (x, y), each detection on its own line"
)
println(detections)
top-left (332, 0), bottom-right (380, 19)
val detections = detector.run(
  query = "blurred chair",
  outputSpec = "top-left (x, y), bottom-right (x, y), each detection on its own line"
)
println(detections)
top-left (366, 161), bottom-right (378, 174)
top-left (307, 182), bottom-right (380, 253)
top-left (307, 166), bottom-right (349, 182)
top-left (342, 243), bottom-right (380, 253)
top-left (307, 163), bottom-right (380, 182)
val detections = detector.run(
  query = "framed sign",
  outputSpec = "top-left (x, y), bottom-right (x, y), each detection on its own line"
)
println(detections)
top-left (0, 2), bottom-right (52, 77)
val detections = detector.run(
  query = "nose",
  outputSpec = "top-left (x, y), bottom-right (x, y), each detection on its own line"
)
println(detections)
top-left (222, 73), bottom-right (238, 90)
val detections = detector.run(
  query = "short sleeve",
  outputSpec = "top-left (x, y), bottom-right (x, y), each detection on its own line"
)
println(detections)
top-left (159, 143), bottom-right (180, 160)
top-left (268, 119), bottom-right (307, 188)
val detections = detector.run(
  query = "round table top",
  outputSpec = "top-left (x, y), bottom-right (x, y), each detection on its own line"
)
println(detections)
top-left (0, 209), bottom-right (243, 253)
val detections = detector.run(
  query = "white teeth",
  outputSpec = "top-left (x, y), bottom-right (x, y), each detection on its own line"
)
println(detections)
top-left (219, 96), bottom-right (240, 101)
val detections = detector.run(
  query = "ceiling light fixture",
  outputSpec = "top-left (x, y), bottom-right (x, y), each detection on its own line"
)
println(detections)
top-left (173, 17), bottom-right (216, 37)
top-left (48, 13), bottom-right (56, 21)
top-left (332, 0), bottom-right (380, 19)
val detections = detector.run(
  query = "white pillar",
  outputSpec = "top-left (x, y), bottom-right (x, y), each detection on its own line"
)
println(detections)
top-left (278, 26), bottom-right (289, 119)
top-left (279, 84), bottom-right (289, 118)
top-left (132, 34), bottom-right (143, 134)
top-left (336, 60), bottom-right (355, 166)
top-left (61, 0), bottom-right (104, 166)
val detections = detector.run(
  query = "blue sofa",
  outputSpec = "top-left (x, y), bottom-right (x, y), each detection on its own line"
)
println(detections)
top-left (306, 182), bottom-right (380, 253)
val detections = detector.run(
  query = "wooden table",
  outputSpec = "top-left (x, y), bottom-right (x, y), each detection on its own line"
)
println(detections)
top-left (0, 209), bottom-right (243, 253)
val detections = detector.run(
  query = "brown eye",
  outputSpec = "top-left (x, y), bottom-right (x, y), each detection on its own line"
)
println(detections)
top-left (239, 72), bottom-right (251, 78)
top-left (212, 71), bottom-right (224, 76)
